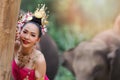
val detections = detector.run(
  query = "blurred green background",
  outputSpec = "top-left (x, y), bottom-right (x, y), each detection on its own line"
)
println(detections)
top-left (21, 0), bottom-right (120, 80)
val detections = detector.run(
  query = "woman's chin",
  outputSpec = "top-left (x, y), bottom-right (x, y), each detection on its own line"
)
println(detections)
top-left (22, 43), bottom-right (30, 48)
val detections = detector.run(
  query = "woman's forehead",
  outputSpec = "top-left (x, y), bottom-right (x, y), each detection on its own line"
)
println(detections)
top-left (23, 23), bottom-right (39, 33)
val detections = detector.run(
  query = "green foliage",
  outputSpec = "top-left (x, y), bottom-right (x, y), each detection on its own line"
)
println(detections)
top-left (54, 66), bottom-right (75, 80)
top-left (48, 16), bottom-right (85, 52)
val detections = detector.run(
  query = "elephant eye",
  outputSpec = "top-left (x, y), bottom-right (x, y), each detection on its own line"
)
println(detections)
top-left (91, 65), bottom-right (104, 77)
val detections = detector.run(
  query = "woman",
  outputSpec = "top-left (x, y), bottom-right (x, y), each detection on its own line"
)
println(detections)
top-left (12, 5), bottom-right (49, 80)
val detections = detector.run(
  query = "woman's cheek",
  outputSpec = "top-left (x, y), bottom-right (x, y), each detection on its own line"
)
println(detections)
top-left (20, 33), bottom-right (24, 40)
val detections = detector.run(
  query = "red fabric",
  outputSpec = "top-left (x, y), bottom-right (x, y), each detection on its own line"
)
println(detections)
top-left (12, 60), bottom-right (49, 80)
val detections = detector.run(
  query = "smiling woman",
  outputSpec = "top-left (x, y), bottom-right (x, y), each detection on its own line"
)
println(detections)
top-left (12, 4), bottom-right (49, 80)
top-left (20, 22), bottom-right (40, 49)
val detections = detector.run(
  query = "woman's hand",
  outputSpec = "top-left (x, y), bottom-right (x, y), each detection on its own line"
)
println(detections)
top-left (14, 27), bottom-right (21, 52)
top-left (15, 27), bottom-right (20, 40)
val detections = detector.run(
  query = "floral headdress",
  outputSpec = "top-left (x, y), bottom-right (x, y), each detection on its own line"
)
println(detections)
top-left (17, 4), bottom-right (48, 35)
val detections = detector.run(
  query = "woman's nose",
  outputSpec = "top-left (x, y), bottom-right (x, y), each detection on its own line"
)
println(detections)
top-left (24, 34), bottom-right (30, 39)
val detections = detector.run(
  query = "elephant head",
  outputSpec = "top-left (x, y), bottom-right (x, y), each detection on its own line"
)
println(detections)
top-left (73, 41), bottom-right (110, 80)
top-left (62, 40), bottom-right (111, 80)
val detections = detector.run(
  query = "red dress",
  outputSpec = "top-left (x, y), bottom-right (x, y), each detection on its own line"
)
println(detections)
top-left (12, 60), bottom-right (49, 80)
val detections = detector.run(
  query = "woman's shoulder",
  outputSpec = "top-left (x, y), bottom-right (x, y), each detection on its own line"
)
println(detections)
top-left (34, 49), bottom-right (45, 63)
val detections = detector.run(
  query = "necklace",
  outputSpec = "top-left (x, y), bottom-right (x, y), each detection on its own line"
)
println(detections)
top-left (17, 49), bottom-right (34, 68)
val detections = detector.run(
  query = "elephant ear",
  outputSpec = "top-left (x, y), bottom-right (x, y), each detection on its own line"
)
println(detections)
top-left (94, 49), bottom-right (111, 71)
top-left (93, 41), bottom-right (111, 73)
top-left (110, 48), bottom-right (120, 80)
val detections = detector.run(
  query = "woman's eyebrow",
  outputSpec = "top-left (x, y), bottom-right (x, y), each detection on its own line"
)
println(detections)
top-left (31, 32), bottom-right (37, 35)
top-left (24, 29), bottom-right (28, 31)
top-left (24, 29), bottom-right (37, 35)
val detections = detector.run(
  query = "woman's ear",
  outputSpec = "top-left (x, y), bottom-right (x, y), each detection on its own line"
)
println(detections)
top-left (35, 38), bottom-right (40, 50)
top-left (37, 38), bottom-right (40, 42)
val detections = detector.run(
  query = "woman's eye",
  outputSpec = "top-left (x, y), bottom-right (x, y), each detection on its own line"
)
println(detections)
top-left (23, 31), bottom-right (27, 34)
top-left (31, 34), bottom-right (36, 37)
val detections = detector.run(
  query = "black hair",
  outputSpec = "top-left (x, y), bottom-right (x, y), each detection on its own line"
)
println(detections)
top-left (22, 16), bottom-right (42, 38)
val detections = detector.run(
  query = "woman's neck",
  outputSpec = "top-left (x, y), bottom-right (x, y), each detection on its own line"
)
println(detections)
top-left (20, 46), bottom-right (33, 55)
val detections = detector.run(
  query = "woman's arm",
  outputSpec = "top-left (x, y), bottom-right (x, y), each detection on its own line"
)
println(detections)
top-left (35, 53), bottom-right (46, 80)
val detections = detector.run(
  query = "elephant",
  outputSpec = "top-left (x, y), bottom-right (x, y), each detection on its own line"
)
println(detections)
top-left (39, 34), bottom-right (59, 80)
top-left (62, 15), bottom-right (120, 80)
top-left (73, 41), bottom-right (111, 80)
top-left (63, 40), bottom-right (111, 80)
top-left (62, 30), bottom-right (120, 80)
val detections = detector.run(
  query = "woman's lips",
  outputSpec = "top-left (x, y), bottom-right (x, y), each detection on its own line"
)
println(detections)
top-left (22, 40), bottom-right (30, 44)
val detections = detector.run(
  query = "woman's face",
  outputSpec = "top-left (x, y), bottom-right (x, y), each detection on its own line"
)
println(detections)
top-left (20, 23), bottom-right (40, 48)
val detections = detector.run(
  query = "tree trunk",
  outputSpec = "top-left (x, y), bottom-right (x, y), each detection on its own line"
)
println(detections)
top-left (0, 0), bottom-right (21, 80)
